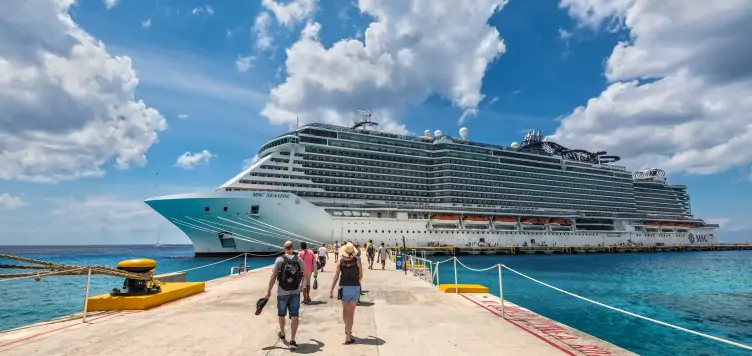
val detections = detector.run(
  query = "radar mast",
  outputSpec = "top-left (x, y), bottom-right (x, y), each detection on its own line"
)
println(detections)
top-left (351, 109), bottom-right (379, 130)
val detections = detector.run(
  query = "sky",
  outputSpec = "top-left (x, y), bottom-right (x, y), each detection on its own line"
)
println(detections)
top-left (1, 0), bottom-right (751, 245)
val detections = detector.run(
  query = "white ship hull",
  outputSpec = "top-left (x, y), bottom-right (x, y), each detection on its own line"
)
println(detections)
top-left (145, 191), bottom-right (717, 256)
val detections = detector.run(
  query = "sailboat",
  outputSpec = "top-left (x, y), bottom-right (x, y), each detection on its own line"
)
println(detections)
top-left (153, 232), bottom-right (163, 248)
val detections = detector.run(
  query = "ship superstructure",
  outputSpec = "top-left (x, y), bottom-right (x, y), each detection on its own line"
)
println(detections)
top-left (145, 111), bottom-right (718, 255)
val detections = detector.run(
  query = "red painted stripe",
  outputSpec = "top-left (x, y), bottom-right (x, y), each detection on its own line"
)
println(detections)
top-left (459, 294), bottom-right (577, 356)
top-left (0, 312), bottom-right (123, 348)
top-left (1, 267), bottom-right (272, 349)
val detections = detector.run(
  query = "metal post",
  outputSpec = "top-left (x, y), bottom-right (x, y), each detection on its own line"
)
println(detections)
top-left (243, 253), bottom-right (248, 274)
top-left (453, 257), bottom-right (458, 293)
top-left (82, 266), bottom-right (92, 323)
top-left (498, 264), bottom-right (504, 319)
top-left (436, 262), bottom-right (440, 286)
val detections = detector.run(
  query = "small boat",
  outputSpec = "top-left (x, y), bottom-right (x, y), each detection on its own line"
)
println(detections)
top-left (333, 211), bottom-right (343, 216)
top-left (352, 211), bottom-right (362, 217)
top-left (343, 211), bottom-right (353, 216)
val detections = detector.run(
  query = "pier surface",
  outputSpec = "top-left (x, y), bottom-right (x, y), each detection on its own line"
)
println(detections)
top-left (0, 261), bottom-right (634, 355)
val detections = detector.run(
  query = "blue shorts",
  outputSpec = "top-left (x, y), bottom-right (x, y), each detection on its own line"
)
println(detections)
top-left (340, 286), bottom-right (360, 304)
top-left (277, 293), bottom-right (300, 317)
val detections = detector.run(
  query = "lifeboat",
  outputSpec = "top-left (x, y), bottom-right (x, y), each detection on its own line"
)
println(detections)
top-left (660, 222), bottom-right (676, 226)
top-left (431, 214), bottom-right (459, 221)
top-left (492, 217), bottom-right (517, 224)
top-left (643, 221), bottom-right (661, 226)
top-left (462, 216), bottom-right (490, 228)
top-left (343, 211), bottom-right (353, 216)
top-left (332, 211), bottom-right (343, 216)
top-left (520, 217), bottom-right (547, 225)
top-left (352, 211), bottom-right (362, 217)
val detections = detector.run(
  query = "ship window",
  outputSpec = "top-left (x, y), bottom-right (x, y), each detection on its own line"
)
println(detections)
top-left (223, 207), bottom-right (228, 212)
top-left (251, 205), bottom-right (260, 215)
top-left (204, 207), bottom-right (210, 212)
top-left (361, 230), bottom-right (364, 233)
top-left (348, 230), bottom-right (351, 233)
top-left (218, 232), bottom-right (237, 248)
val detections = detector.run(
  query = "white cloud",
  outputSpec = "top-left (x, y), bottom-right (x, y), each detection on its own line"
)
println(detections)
top-left (552, 0), bottom-right (752, 175)
top-left (235, 55), bottom-right (255, 72)
top-left (226, 29), bottom-right (233, 38)
top-left (0, 0), bottom-right (167, 183)
top-left (0, 193), bottom-right (28, 210)
top-left (0, 195), bottom-right (186, 245)
top-left (253, 12), bottom-right (274, 51)
top-left (261, 0), bottom-right (318, 27)
top-left (177, 113), bottom-right (189, 119)
top-left (191, 5), bottom-right (214, 15)
top-left (558, 28), bottom-right (572, 40)
top-left (242, 154), bottom-right (260, 170)
top-left (262, 0), bottom-right (508, 133)
top-left (175, 150), bottom-right (215, 170)
top-left (489, 96), bottom-right (499, 105)
top-left (103, 0), bottom-right (119, 9)
top-left (141, 18), bottom-right (152, 28)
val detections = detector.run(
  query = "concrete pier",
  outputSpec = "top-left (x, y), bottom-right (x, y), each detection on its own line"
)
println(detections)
top-left (0, 260), bottom-right (635, 355)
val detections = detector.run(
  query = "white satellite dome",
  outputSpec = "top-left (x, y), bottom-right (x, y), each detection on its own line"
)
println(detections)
top-left (424, 129), bottom-right (431, 138)
top-left (511, 142), bottom-right (519, 149)
top-left (643, 169), bottom-right (651, 175)
top-left (434, 130), bottom-right (443, 138)
top-left (459, 127), bottom-right (468, 140)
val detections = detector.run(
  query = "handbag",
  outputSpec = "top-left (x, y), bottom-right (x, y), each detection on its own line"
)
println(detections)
top-left (312, 276), bottom-right (318, 290)
top-left (337, 287), bottom-right (343, 300)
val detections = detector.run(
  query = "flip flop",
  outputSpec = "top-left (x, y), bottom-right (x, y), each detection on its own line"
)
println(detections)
top-left (255, 297), bottom-right (268, 315)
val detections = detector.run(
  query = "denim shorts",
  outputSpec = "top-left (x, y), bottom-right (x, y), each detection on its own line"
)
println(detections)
top-left (340, 286), bottom-right (360, 304)
top-left (277, 293), bottom-right (300, 317)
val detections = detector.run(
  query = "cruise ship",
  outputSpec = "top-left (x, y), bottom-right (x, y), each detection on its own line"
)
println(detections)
top-left (145, 111), bottom-right (719, 256)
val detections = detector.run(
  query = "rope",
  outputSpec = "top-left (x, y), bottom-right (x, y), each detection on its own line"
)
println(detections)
top-left (456, 258), bottom-right (498, 272)
top-left (169, 253), bottom-right (248, 273)
top-left (502, 264), bottom-right (752, 351)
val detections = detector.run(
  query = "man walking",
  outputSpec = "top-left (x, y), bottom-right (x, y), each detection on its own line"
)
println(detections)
top-left (317, 243), bottom-right (328, 272)
top-left (377, 242), bottom-right (387, 270)
top-left (266, 241), bottom-right (305, 351)
top-left (366, 239), bottom-right (375, 270)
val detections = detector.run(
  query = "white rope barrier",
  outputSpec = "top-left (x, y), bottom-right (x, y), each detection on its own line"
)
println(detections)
top-left (169, 253), bottom-right (249, 274)
top-left (501, 264), bottom-right (752, 351)
top-left (402, 256), bottom-right (751, 351)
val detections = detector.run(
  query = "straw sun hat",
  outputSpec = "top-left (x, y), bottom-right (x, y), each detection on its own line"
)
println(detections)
top-left (339, 243), bottom-right (357, 258)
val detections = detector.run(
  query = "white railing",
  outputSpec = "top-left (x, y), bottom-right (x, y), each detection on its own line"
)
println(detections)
top-left (402, 255), bottom-right (752, 352)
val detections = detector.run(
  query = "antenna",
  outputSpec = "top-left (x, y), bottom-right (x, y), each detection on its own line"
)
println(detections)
top-left (351, 109), bottom-right (379, 130)
top-left (296, 116), bottom-right (299, 129)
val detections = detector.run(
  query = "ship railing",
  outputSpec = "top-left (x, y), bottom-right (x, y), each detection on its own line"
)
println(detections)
top-left (402, 256), bottom-right (752, 352)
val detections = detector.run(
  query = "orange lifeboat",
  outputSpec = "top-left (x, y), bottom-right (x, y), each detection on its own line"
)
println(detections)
top-left (644, 221), bottom-right (661, 226)
top-left (431, 214), bottom-right (459, 221)
top-left (521, 217), bottom-right (547, 225)
top-left (493, 217), bottom-right (517, 223)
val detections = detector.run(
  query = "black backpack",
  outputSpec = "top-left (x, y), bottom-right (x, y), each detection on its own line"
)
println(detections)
top-left (367, 244), bottom-right (374, 254)
top-left (278, 256), bottom-right (302, 291)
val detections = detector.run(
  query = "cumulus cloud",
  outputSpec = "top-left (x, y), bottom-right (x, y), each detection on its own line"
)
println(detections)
top-left (261, 0), bottom-right (317, 27)
top-left (103, 0), bottom-right (119, 9)
top-left (175, 150), bottom-right (215, 170)
top-left (141, 18), bottom-right (152, 28)
top-left (177, 114), bottom-right (189, 119)
top-left (551, 0), bottom-right (752, 175)
top-left (261, 0), bottom-right (508, 133)
top-left (236, 55), bottom-right (255, 72)
top-left (0, 194), bottom-right (28, 210)
top-left (0, 0), bottom-right (167, 183)
top-left (191, 5), bottom-right (214, 16)
top-left (253, 11), bottom-right (274, 51)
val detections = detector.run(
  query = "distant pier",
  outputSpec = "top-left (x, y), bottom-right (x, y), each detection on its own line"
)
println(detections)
top-left (398, 243), bottom-right (752, 257)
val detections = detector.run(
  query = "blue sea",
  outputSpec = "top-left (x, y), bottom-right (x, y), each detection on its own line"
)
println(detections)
top-left (434, 251), bottom-right (752, 356)
top-left (0, 245), bottom-right (274, 332)
top-left (1, 246), bottom-right (750, 355)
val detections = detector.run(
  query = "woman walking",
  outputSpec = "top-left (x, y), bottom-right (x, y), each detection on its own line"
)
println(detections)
top-left (329, 242), bottom-right (362, 344)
